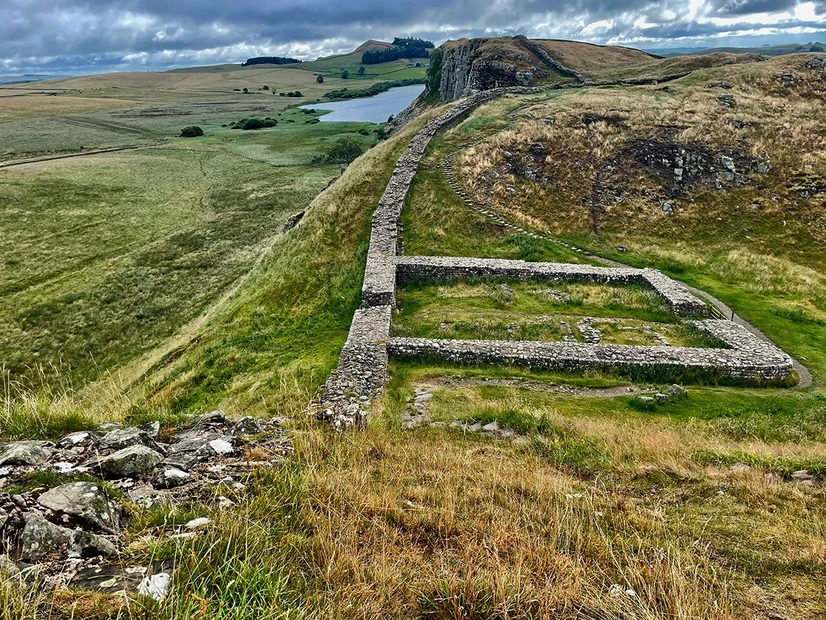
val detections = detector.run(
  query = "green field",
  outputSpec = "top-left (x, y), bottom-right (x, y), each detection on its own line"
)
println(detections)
top-left (0, 103), bottom-right (377, 388)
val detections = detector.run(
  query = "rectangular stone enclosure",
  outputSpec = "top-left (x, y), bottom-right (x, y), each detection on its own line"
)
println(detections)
top-left (310, 87), bottom-right (794, 428)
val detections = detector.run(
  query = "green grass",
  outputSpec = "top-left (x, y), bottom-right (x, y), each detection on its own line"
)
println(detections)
top-left (393, 279), bottom-right (719, 346)
top-left (0, 112), bottom-right (377, 388)
top-left (299, 52), bottom-right (428, 81)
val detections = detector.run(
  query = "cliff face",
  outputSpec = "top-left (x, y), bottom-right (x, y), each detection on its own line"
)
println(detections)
top-left (437, 39), bottom-right (538, 101)
top-left (429, 36), bottom-right (658, 101)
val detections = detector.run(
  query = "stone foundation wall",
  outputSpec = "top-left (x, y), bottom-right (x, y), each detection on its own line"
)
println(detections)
top-left (388, 320), bottom-right (793, 381)
top-left (311, 85), bottom-right (795, 428)
top-left (396, 255), bottom-right (708, 316)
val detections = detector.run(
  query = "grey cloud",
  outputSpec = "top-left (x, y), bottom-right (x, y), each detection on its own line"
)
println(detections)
top-left (0, 0), bottom-right (824, 74)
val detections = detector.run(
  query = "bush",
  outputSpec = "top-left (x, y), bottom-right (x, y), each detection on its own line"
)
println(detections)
top-left (180, 126), bottom-right (204, 138)
top-left (237, 118), bottom-right (277, 130)
top-left (342, 70), bottom-right (350, 79)
top-left (316, 74), bottom-right (324, 83)
top-left (321, 136), bottom-right (364, 164)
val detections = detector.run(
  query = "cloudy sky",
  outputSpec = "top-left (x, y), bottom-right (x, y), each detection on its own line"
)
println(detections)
top-left (1, 0), bottom-right (825, 74)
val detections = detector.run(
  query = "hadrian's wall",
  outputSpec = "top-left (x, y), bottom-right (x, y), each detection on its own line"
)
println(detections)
top-left (311, 87), bottom-right (542, 426)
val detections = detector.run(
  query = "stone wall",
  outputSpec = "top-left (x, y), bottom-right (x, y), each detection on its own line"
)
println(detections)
top-left (388, 320), bottom-right (793, 381)
top-left (311, 87), bottom-right (540, 426)
top-left (396, 255), bottom-right (708, 316)
top-left (310, 84), bottom-right (795, 428)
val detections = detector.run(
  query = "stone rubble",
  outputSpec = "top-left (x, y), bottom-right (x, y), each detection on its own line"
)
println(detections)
top-left (0, 410), bottom-right (292, 594)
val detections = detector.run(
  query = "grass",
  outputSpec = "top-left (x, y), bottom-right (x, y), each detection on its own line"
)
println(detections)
top-left (392, 278), bottom-right (718, 346)
top-left (0, 116), bottom-right (375, 387)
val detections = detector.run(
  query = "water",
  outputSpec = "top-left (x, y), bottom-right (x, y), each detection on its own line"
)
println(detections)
top-left (300, 84), bottom-right (425, 123)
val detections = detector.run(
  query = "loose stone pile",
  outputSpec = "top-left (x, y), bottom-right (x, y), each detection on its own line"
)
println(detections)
top-left (310, 85), bottom-right (796, 429)
top-left (0, 411), bottom-right (291, 595)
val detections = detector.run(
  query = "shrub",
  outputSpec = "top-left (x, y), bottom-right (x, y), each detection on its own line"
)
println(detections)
top-left (342, 70), bottom-right (350, 79)
top-left (321, 136), bottom-right (364, 164)
top-left (238, 118), bottom-right (277, 130)
top-left (316, 74), bottom-right (324, 83)
top-left (180, 126), bottom-right (204, 138)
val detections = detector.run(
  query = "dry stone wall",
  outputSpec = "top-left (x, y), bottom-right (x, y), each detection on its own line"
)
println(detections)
top-left (396, 256), bottom-right (708, 316)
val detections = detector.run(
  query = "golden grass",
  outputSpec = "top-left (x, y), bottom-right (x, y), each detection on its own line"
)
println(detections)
top-left (0, 93), bottom-right (138, 121)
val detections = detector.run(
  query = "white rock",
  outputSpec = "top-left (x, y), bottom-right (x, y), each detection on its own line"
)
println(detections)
top-left (208, 439), bottom-right (234, 455)
top-left (138, 572), bottom-right (171, 601)
top-left (185, 517), bottom-right (212, 529)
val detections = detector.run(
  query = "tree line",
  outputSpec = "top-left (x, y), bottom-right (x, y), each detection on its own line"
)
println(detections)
top-left (362, 38), bottom-right (434, 65)
top-left (241, 56), bottom-right (302, 66)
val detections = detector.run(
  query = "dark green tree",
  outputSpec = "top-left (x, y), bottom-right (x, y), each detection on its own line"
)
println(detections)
top-left (358, 66), bottom-right (365, 75)
top-left (322, 136), bottom-right (364, 164)
top-left (341, 70), bottom-right (350, 79)
top-left (316, 74), bottom-right (324, 83)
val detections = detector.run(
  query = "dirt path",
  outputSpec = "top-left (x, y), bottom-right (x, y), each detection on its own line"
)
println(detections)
top-left (0, 144), bottom-right (157, 169)
top-left (417, 376), bottom-right (650, 397)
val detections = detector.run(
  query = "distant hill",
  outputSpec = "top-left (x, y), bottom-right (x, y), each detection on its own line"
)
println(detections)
top-left (354, 40), bottom-right (395, 54)
top-left (652, 42), bottom-right (825, 57)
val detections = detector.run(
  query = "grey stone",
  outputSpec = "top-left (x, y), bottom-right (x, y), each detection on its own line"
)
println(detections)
top-left (637, 396), bottom-right (656, 404)
top-left (0, 441), bottom-right (54, 466)
top-left (164, 431), bottom-right (223, 470)
top-left (654, 393), bottom-right (669, 403)
top-left (720, 155), bottom-right (736, 171)
top-left (68, 529), bottom-right (117, 559)
top-left (37, 482), bottom-right (121, 533)
top-left (100, 427), bottom-right (163, 453)
top-left (15, 512), bottom-right (73, 562)
top-left (231, 417), bottom-right (263, 436)
top-left (481, 421), bottom-right (500, 432)
top-left (717, 94), bottom-right (736, 107)
top-left (660, 202), bottom-right (673, 215)
top-left (151, 468), bottom-right (192, 489)
top-left (0, 508), bottom-right (7, 531)
top-left (199, 410), bottom-right (229, 426)
top-left (791, 470), bottom-right (816, 483)
top-left (92, 445), bottom-right (164, 478)
top-left (56, 432), bottom-right (98, 449)
top-left (666, 384), bottom-right (686, 398)
top-left (140, 421), bottom-right (161, 438)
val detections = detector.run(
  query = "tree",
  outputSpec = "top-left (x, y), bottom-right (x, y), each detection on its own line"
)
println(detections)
top-left (242, 87), bottom-right (248, 94)
top-left (179, 126), bottom-right (204, 138)
top-left (341, 70), bottom-right (350, 79)
top-left (316, 74), bottom-right (324, 83)
top-left (322, 136), bottom-right (364, 164)
top-left (358, 66), bottom-right (365, 75)
top-left (262, 85), bottom-right (269, 90)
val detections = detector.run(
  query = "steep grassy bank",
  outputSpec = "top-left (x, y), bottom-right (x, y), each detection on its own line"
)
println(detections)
top-left (134, 107), bottom-right (447, 417)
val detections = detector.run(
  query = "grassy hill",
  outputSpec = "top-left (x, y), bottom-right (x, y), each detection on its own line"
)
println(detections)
top-left (2, 42), bottom-right (826, 618)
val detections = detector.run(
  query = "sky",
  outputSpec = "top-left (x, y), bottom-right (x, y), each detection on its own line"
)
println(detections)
top-left (1, 0), bottom-right (825, 75)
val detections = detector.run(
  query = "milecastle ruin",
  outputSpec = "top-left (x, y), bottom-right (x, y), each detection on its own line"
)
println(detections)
top-left (310, 87), bottom-right (795, 429)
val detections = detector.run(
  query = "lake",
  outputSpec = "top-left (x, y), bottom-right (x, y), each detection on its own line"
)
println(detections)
top-left (300, 84), bottom-right (425, 123)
